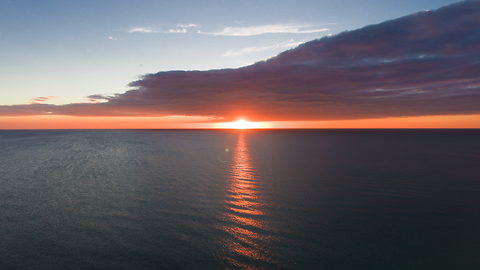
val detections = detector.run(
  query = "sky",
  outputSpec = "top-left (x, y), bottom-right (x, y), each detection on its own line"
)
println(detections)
top-left (1, 0), bottom-right (479, 129)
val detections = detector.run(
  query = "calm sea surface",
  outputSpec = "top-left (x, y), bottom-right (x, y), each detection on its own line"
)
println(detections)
top-left (0, 129), bottom-right (479, 269)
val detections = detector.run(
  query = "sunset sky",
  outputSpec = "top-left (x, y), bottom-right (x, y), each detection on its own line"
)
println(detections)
top-left (1, 0), bottom-right (479, 129)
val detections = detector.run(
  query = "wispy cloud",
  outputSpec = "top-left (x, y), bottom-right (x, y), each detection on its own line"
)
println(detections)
top-left (199, 24), bottom-right (328, 36)
top-left (128, 23), bottom-right (198, 34)
top-left (128, 27), bottom-right (159, 33)
top-left (2, 1), bottom-right (480, 121)
top-left (168, 28), bottom-right (187, 33)
top-left (86, 94), bottom-right (118, 103)
top-left (223, 39), bottom-right (303, 56)
top-left (28, 96), bottom-right (57, 104)
top-left (167, 23), bottom-right (199, 33)
top-left (177, 23), bottom-right (198, 28)
top-left (127, 23), bottom-right (199, 33)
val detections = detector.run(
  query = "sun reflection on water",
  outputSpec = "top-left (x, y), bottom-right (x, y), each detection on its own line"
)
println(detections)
top-left (219, 132), bottom-right (275, 268)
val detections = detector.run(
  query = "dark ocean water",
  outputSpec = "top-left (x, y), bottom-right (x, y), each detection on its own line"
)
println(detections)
top-left (0, 129), bottom-right (479, 269)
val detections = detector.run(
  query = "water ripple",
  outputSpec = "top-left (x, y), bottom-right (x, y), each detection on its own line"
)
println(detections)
top-left (219, 132), bottom-right (277, 268)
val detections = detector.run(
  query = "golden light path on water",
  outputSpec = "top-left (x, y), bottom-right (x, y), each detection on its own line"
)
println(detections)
top-left (220, 132), bottom-right (275, 269)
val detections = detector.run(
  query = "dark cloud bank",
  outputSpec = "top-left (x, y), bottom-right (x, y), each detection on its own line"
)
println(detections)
top-left (3, 0), bottom-right (480, 121)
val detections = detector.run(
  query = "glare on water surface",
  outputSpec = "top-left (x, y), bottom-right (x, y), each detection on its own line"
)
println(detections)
top-left (219, 132), bottom-right (275, 267)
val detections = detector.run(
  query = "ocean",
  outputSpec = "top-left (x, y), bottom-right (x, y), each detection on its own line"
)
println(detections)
top-left (0, 129), bottom-right (479, 269)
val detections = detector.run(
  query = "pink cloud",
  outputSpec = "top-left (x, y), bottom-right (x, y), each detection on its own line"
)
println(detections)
top-left (28, 96), bottom-right (58, 104)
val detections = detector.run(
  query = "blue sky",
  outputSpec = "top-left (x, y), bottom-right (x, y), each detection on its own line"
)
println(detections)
top-left (0, 0), bottom-right (460, 106)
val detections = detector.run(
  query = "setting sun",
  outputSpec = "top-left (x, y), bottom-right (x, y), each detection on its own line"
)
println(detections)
top-left (216, 119), bottom-right (267, 129)
top-left (233, 119), bottom-right (249, 129)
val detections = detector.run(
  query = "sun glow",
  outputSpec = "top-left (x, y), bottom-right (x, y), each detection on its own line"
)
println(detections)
top-left (220, 119), bottom-right (264, 129)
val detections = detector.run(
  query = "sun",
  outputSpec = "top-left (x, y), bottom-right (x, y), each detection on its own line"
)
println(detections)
top-left (230, 119), bottom-right (249, 129)
top-left (219, 119), bottom-right (264, 129)
top-left (235, 119), bottom-right (250, 129)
